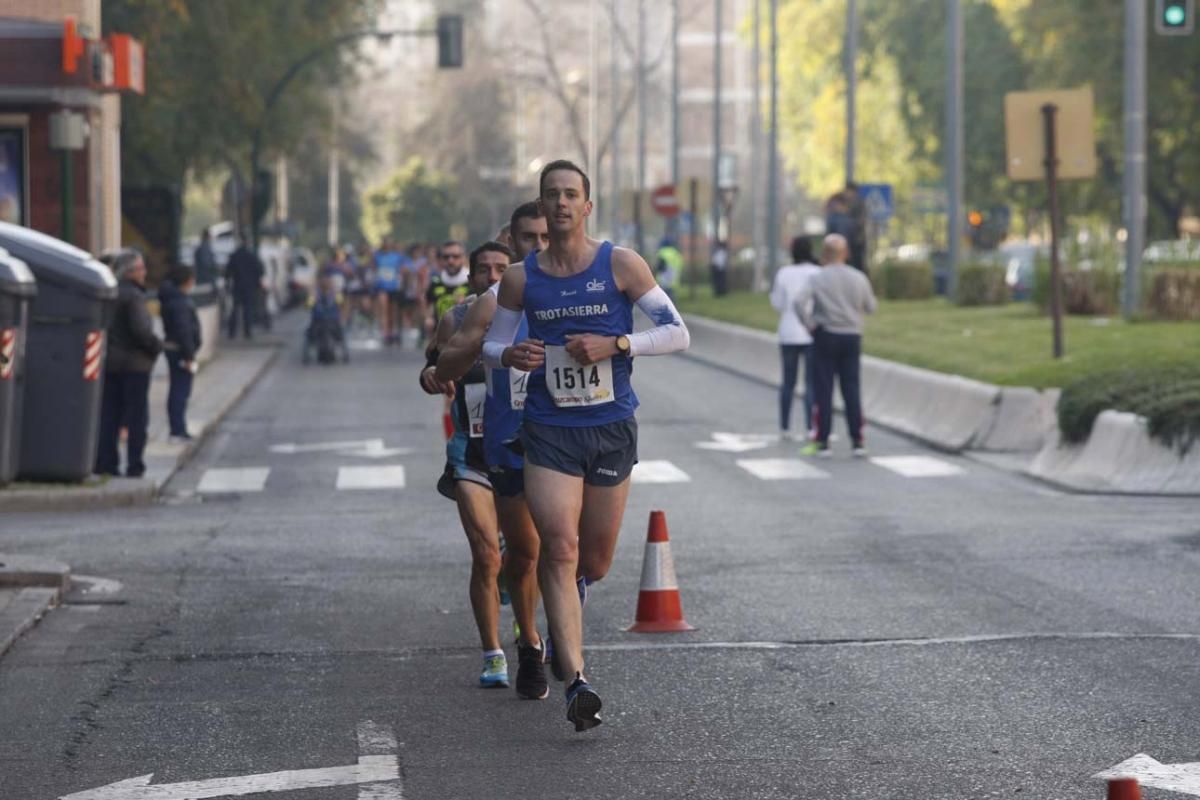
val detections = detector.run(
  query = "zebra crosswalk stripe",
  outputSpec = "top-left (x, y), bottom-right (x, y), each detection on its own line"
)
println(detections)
top-left (632, 460), bottom-right (691, 484)
top-left (870, 455), bottom-right (964, 478)
top-left (735, 459), bottom-right (830, 480)
top-left (197, 467), bottom-right (270, 494)
top-left (336, 465), bottom-right (407, 490)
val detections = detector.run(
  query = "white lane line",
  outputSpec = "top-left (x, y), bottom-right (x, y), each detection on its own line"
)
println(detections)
top-left (736, 458), bottom-right (830, 480)
top-left (871, 455), bottom-right (965, 478)
top-left (197, 467), bottom-right (270, 494)
top-left (357, 720), bottom-right (402, 799)
top-left (337, 466), bottom-right (407, 490)
top-left (589, 631), bottom-right (1200, 653)
top-left (632, 460), bottom-right (691, 484)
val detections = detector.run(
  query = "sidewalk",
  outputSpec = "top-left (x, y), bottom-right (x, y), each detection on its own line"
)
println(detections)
top-left (0, 339), bottom-right (281, 513)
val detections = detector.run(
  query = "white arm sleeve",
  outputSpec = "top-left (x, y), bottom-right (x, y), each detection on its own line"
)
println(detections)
top-left (629, 286), bottom-right (690, 357)
top-left (482, 305), bottom-right (523, 368)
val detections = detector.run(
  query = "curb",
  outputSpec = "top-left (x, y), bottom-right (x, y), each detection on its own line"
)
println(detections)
top-left (0, 476), bottom-right (157, 513)
top-left (0, 344), bottom-right (281, 513)
top-left (0, 554), bottom-right (71, 659)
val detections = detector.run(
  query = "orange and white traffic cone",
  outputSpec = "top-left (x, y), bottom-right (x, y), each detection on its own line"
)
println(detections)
top-left (627, 511), bottom-right (695, 633)
top-left (1107, 778), bottom-right (1141, 800)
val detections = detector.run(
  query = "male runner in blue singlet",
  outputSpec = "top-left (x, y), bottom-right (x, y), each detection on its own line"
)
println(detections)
top-left (420, 242), bottom-right (516, 689)
top-left (437, 202), bottom-right (550, 700)
top-left (482, 161), bottom-right (691, 731)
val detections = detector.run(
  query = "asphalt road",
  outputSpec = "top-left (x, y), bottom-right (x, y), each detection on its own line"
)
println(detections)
top-left (2, 314), bottom-right (1198, 800)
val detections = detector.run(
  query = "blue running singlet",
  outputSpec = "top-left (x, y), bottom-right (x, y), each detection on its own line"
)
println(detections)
top-left (484, 285), bottom-right (529, 469)
top-left (521, 241), bottom-right (637, 427)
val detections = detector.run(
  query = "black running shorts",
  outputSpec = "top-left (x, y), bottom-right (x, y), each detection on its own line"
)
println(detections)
top-left (488, 464), bottom-right (525, 498)
top-left (521, 418), bottom-right (638, 487)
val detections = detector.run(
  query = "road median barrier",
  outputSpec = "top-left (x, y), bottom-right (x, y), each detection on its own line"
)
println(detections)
top-left (683, 315), bottom-right (1036, 453)
top-left (1029, 410), bottom-right (1200, 495)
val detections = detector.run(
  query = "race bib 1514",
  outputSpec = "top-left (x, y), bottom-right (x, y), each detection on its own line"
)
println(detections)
top-left (544, 345), bottom-right (614, 408)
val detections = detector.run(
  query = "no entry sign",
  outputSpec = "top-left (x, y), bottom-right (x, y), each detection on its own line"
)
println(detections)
top-left (651, 185), bottom-right (681, 218)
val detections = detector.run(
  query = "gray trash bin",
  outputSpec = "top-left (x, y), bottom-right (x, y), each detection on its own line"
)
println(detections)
top-left (0, 222), bottom-right (117, 482)
top-left (0, 247), bottom-right (36, 486)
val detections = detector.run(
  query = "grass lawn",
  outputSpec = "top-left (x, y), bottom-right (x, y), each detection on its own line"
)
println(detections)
top-left (676, 287), bottom-right (1200, 389)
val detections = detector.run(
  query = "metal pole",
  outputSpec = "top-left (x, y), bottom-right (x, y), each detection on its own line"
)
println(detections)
top-left (671, 0), bottom-right (680, 186)
top-left (610, 0), bottom-right (621, 240)
top-left (636, 0), bottom-right (647, 254)
top-left (589, 0), bottom-right (598, 177)
top-left (61, 150), bottom-right (74, 244)
top-left (328, 113), bottom-right (340, 245)
top-left (845, 0), bottom-right (858, 185)
top-left (750, 0), bottom-right (762, 287)
top-left (689, 177), bottom-right (699, 299)
top-left (1043, 104), bottom-right (1065, 359)
top-left (712, 0), bottom-right (723, 245)
top-left (945, 0), bottom-right (963, 298)
top-left (766, 0), bottom-right (779, 286)
top-left (1123, 0), bottom-right (1146, 318)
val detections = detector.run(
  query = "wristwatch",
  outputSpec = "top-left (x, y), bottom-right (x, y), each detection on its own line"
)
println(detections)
top-left (615, 335), bottom-right (631, 356)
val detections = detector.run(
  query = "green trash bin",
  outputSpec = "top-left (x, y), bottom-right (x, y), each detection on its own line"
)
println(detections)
top-left (0, 247), bottom-right (36, 486)
top-left (0, 222), bottom-right (117, 482)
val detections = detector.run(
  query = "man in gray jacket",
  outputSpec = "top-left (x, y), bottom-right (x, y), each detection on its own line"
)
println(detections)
top-left (795, 234), bottom-right (877, 457)
top-left (95, 250), bottom-right (163, 477)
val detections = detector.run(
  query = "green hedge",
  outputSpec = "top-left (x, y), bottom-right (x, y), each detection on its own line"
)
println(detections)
top-left (1033, 265), bottom-right (1121, 316)
top-left (955, 263), bottom-right (1008, 306)
top-left (1057, 364), bottom-right (1200, 454)
top-left (878, 260), bottom-right (934, 300)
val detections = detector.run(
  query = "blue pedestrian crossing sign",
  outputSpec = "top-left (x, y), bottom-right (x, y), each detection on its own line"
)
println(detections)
top-left (858, 183), bottom-right (894, 222)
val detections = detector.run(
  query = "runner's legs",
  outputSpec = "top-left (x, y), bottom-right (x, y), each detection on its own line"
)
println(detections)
top-left (455, 479), bottom-right (503, 651)
top-left (495, 494), bottom-right (541, 645)
top-left (524, 463), bottom-right (586, 678)
top-left (577, 478), bottom-right (631, 583)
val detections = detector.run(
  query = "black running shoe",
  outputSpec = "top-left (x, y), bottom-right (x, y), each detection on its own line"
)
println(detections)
top-left (565, 674), bottom-right (602, 732)
top-left (515, 640), bottom-right (549, 700)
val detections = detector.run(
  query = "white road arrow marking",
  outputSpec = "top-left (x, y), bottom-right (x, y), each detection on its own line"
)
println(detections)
top-left (340, 441), bottom-right (414, 459)
top-left (59, 757), bottom-right (398, 800)
top-left (694, 432), bottom-right (774, 453)
top-left (1095, 753), bottom-right (1200, 796)
top-left (269, 440), bottom-right (411, 459)
top-left (269, 439), bottom-right (385, 455)
top-left (61, 721), bottom-right (402, 800)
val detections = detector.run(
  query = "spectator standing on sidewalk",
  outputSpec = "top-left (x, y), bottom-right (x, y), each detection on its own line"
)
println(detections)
top-left (769, 236), bottom-right (821, 441)
top-left (796, 233), bottom-right (876, 458)
top-left (95, 250), bottom-right (163, 477)
top-left (193, 228), bottom-right (217, 287)
top-left (159, 266), bottom-right (201, 441)
top-left (710, 239), bottom-right (729, 297)
top-left (225, 235), bottom-right (263, 340)
top-left (655, 237), bottom-right (684, 301)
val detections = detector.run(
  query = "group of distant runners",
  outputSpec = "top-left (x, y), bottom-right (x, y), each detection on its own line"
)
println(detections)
top-left (418, 160), bottom-right (691, 732)
top-left (312, 239), bottom-right (473, 349)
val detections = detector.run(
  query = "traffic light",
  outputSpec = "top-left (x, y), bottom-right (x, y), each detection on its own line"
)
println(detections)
top-left (1156, 0), bottom-right (1195, 35)
top-left (437, 15), bottom-right (463, 68)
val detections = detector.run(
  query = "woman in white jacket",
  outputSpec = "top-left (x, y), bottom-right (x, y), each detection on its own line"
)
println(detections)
top-left (769, 237), bottom-right (821, 440)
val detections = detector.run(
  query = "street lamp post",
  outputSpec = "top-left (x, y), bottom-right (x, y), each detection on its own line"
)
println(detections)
top-left (248, 20), bottom-right (461, 252)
